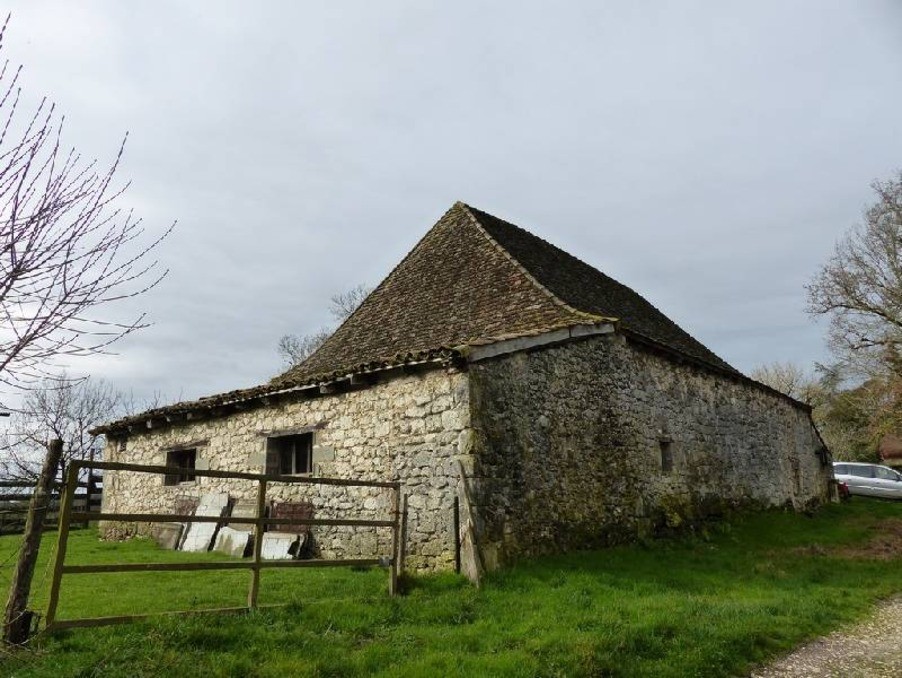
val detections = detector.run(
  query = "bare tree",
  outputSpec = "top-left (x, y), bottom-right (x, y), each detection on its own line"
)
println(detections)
top-left (329, 283), bottom-right (371, 321)
top-left (0, 373), bottom-right (127, 482)
top-left (749, 362), bottom-right (825, 406)
top-left (277, 284), bottom-right (372, 370)
top-left (806, 172), bottom-right (902, 374)
top-left (277, 328), bottom-right (331, 369)
top-left (0, 17), bottom-right (173, 393)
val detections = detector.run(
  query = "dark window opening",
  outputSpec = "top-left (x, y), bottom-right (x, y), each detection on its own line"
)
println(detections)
top-left (660, 441), bottom-right (673, 474)
top-left (268, 433), bottom-right (313, 476)
top-left (164, 449), bottom-right (197, 486)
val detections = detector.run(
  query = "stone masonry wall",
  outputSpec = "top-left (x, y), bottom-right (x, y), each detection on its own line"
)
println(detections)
top-left (467, 333), bottom-right (830, 569)
top-left (102, 367), bottom-right (471, 572)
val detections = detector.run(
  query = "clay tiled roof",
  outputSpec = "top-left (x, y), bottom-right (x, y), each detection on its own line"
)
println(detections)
top-left (275, 201), bottom-right (735, 385)
top-left (94, 202), bottom-right (739, 434)
top-left (272, 202), bottom-right (603, 387)
top-left (467, 205), bottom-right (738, 373)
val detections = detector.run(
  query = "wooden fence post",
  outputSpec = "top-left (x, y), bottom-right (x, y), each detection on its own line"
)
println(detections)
top-left (399, 493), bottom-right (408, 573)
top-left (389, 485), bottom-right (400, 596)
top-left (3, 439), bottom-right (64, 644)
top-left (247, 478), bottom-right (267, 610)
top-left (44, 462), bottom-right (79, 631)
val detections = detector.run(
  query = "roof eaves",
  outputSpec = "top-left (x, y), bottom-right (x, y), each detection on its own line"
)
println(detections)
top-left (91, 348), bottom-right (463, 436)
top-left (619, 327), bottom-right (813, 412)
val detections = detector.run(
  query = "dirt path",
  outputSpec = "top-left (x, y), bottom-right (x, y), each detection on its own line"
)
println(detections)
top-left (751, 596), bottom-right (902, 677)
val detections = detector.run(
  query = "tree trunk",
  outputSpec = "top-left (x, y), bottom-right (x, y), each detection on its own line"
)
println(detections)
top-left (3, 439), bottom-right (64, 644)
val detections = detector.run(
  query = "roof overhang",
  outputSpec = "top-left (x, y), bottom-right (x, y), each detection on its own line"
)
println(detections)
top-left (464, 321), bottom-right (617, 362)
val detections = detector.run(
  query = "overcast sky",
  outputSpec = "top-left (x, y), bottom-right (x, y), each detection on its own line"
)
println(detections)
top-left (3, 0), bottom-right (902, 409)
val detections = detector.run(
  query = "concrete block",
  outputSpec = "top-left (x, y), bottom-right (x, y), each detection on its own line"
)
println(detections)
top-left (228, 501), bottom-right (258, 531)
top-left (150, 522), bottom-right (183, 550)
top-left (180, 492), bottom-right (229, 553)
top-left (260, 532), bottom-right (296, 560)
top-left (312, 445), bottom-right (335, 463)
top-left (214, 526), bottom-right (251, 558)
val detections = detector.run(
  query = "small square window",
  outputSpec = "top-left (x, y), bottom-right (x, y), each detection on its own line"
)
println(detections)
top-left (164, 449), bottom-right (197, 486)
top-left (267, 433), bottom-right (313, 476)
top-left (660, 441), bottom-right (673, 474)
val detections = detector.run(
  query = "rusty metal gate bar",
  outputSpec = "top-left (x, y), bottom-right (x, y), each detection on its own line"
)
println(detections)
top-left (44, 460), bottom-right (402, 632)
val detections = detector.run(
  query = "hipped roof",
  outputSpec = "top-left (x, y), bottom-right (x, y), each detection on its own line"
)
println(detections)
top-left (275, 202), bottom-right (735, 385)
top-left (94, 202), bottom-right (739, 434)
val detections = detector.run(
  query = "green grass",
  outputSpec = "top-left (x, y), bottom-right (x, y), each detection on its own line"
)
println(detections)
top-left (3, 499), bottom-right (902, 677)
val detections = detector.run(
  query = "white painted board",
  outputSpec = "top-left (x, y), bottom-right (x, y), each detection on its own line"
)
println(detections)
top-left (180, 492), bottom-right (229, 553)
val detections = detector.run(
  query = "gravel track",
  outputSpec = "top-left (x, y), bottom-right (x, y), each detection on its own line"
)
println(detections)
top-left (751, 596), bottom-right (902, 677)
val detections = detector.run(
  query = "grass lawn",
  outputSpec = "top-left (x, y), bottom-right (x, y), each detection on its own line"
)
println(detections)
top-left (2, 499), bottom-right (902, 677)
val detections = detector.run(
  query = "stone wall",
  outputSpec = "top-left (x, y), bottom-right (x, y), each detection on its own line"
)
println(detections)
top-left (467, 333), bottom-right (830, 569)
top-left (102, 367), bottom-right (471, 572)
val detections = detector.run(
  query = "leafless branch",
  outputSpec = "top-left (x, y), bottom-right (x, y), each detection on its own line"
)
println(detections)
top-left (806, 171), bottom-right (902, 377)
top-left (0, 16), bottom-right (174, 394)
top-left (0, 372), bottom-right (129, 482)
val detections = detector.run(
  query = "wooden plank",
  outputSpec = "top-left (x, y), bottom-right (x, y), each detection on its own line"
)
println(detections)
top-left (44, 464), bottom-right (79, 629)
top-left (47, 604), bottom-right (286, 631)
top-left (61, 558), bottom-right (386, 576)
top-left (268, 501), bottom-right (314, 534)
top-left (70, 512), bottom-right (395, 528)
top-left (258, 558), bottom-right (382, 570)
top-left (67, 460), bottom-right (399, 489)
top-left (63, 561), bottom-right (253, 574)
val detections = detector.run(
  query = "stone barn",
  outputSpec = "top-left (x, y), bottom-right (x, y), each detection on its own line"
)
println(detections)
top-left (94, 202), bottom-right (832, 574)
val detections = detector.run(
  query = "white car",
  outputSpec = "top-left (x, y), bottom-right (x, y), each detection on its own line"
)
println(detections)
top-left (833, 462), bottom-right (902, 499)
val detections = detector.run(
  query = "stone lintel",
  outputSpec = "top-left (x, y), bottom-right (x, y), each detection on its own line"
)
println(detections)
top-left (257, 424), bottom-right (325, 438)
top-left (158, 439), bottom-right (210, 452)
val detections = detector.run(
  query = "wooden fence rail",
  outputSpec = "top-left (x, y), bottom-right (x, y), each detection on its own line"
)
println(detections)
top-left (44, 460), bottom-right (402, 632)
top-left (0, 474), bottom-right (102, 536)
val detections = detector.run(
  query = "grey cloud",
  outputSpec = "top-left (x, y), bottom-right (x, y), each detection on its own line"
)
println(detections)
top-left (1, 0), bottom-right (900, 408)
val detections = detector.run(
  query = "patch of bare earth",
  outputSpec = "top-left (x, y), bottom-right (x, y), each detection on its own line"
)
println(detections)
top-left (793, 518), bottom-right (902, 560)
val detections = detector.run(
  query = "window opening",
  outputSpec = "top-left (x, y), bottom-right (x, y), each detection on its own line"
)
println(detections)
top-left (660, 441), bottom-right (673, 473)
top-left (267, 433), bottom-right (313, 475)
top-left (164, 449), bottom-right (197, 486)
